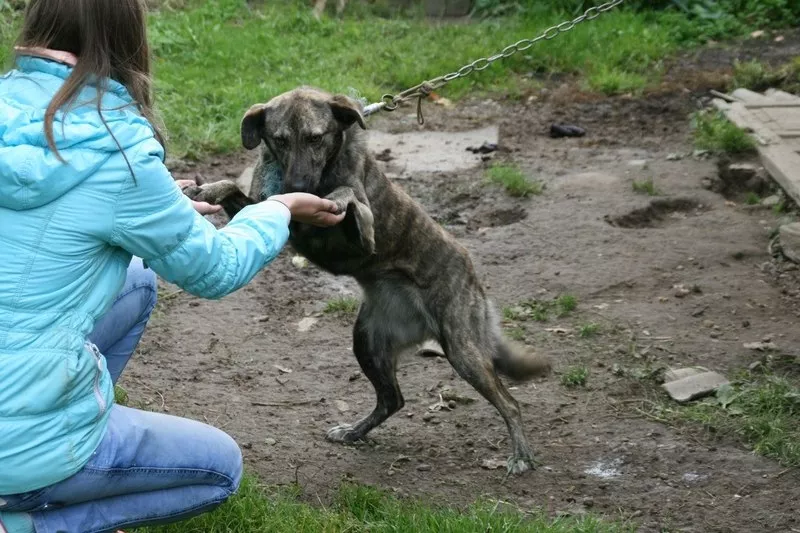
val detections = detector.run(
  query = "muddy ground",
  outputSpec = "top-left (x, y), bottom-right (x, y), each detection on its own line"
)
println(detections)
top-left (127, 38), bottom-right (800, 532)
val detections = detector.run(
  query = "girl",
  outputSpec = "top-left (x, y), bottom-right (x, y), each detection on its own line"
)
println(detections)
top-left (0, 1), bottom-right (344, 532)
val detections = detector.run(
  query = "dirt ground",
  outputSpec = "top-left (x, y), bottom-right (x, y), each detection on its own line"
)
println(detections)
top-left (127, 39), bottom-right (800, 532)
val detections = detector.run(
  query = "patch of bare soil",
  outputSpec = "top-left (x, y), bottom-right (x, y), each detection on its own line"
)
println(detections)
top-left (130, 43), bottom-right (800, 533)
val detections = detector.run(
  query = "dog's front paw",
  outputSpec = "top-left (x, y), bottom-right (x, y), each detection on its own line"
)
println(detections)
top-left (507, 454), bottom-right (535, 475)
top-left (326, 424), bottom-right (363, 444)
top-left (354, 204), bottom-right (376, 255)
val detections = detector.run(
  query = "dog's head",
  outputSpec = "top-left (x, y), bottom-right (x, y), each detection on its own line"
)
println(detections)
top-left (240, 87), bottom-right (366, 194)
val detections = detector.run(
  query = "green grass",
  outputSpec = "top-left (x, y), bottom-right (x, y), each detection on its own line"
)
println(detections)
top-left (692, 110), bottom-right (757, 155)
top-left (561, 365), bottom-right (589, 388)
top-left (506, 326), bottom-right (526, 341)
top-left (324, 296), bottom-right (360, 315)
top-left (587, 67), bottom-right (649, 96)
top-left (556, 294), bottom-right (577, 317)
top-left (485, 163), bottom-right (543, 198)
top-left (578, 322), bottom-right (600, 338)
top-left (745, 192), bottom-right (762, 205)
top-left (0, 0), bottom-right (684, 159)
top-left (137, 476), bottom-right (632, 532)
top-left (503, 294), bottom-right (577, 323)
top-left (655, 371), bottom-right (800, 467)
top-left (631, 178), bottom-right (659, 196)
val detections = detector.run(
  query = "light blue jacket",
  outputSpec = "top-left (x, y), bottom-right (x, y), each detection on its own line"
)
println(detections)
top-left (0, 56), bottom-right (290, 494)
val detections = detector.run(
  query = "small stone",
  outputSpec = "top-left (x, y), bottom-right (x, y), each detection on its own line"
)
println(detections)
top-left (416, 463), bottom-right (432, 472)
top-left (265, 438), bottom-right (277, 446)
top-left (742, 320), bottom-right (751, 328)
top-left (744, 341), bottom-right (777, 351)
top-left (662, 371), bottom-right (730, 402)
top-left (481, 458), bottom-right (506, 470)
top-left (710, 331), bottom-right (721, 339)
top-left (703, 320), bottom-right (715, 328)
top-left (761, 195), bottom-right (781, 208)
top-left (297, 317), bottom-right (318, 332)
top-left (348, 371), bottom-right (361, 382)
top-left (627, 159), bottom-right (648, 168)
top-left (335, 400), bottom-right (350, 413)
top-left (673, 284), bottom-right (690, 298)
top-left (582, 497), bottom-right (595, 508)
top-left (255, 315), bottom-right (270, 322)
top-left (422, 412), bottom-right (435, 422)
top-left (291, 255), bottom-right (309, 268)
top-left (666, 153), bottom-right (683, 161)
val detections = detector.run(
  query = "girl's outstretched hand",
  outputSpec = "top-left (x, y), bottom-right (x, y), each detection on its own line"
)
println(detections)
top-left (268, 193), bottom-right (346, 227)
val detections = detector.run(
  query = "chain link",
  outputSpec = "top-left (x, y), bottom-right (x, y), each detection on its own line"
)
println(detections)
top-left (370, 0), bottom-right (624, 122)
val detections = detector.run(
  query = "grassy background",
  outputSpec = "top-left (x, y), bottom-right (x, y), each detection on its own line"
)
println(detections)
top-left (137, 476), bottom-right (634, 533)
top-left (2, 0), bottom-right (679, 157)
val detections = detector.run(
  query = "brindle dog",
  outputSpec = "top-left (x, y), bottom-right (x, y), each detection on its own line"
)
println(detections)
top-left (183, 87), bottom-right (551, 474)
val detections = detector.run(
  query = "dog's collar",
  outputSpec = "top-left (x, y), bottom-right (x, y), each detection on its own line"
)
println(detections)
top-left (15, 46), bottom-right (78, 67)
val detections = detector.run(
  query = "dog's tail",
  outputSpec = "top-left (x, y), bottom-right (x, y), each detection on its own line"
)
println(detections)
top-left (493, 339), bottom-right (552, 381)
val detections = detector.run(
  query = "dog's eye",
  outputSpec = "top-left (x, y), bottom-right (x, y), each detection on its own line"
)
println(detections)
top-left (308, 134), bottom-right (323, 144)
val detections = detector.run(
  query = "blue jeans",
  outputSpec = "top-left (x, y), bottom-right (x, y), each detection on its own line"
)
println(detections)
top-left (0, 258), bottom-right (243, 533)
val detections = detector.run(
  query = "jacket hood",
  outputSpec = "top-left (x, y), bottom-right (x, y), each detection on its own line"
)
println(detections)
top-left (0, 56), bottom-right (158, 210)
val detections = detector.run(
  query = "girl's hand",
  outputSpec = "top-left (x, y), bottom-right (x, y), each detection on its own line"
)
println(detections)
top-left (175, 179), bottom-right (223, 215)
top-left (268, 193), bottom-right (346, 227)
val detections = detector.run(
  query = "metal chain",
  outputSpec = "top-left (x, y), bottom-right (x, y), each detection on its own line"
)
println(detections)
top-left (362, 0), bottom-right (625, 122)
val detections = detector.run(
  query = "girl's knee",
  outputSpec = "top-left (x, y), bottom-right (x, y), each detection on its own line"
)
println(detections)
top-left (127, 257), bottom-right (158, 316)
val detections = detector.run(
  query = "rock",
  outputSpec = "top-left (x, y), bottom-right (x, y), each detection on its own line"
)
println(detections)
top-left (255, 315), bottom-right (270, 322)
top-left (466, 141), bottom-right (498, 154)
top-left (335, 400), bottom-right (350, 413)
top-left (265, 438), bottom-right (277, 446)
top-left (780, 223), bottom-right (800, 264)
top-left (274, 365), bottom-right (292, 374)
top-left (743, 341), bottom-right (777, 351)
top-left (416, 463), bottom-right (432, 472)
top-left (291, 255), bottom-right (309, 269)
top-left (666, 153), bottom-right (683, 161)
top-left (297, 317), bottom-right (318, 332)
top-left (703, 320), bottom-right (715, 328)
top-left (549, 124), bottom-right (586, 138)
top-left (348, 371), bottom-right (361, 382)
top-left (761, 195), bottom-right (781, 208)
top-left (663, 367), bottom-right (705, 383)
top-left (481, 458), bottom-right (507, 470)
top-left (662, 371), bottom-right (729, 402)
top-left (422, 412), bottom-right (435, 422)
top-left (673, 284), bottom-right (690, 298)
top-left (627, 159), bottom-right (649, 168)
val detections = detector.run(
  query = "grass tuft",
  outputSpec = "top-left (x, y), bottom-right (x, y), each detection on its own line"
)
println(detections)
top-left (485, 163), bottom-right (543, 198)
top-left (561, 365), bottom-right (589, 388)
top-left (692, 110), bottom-right (756, 154)
top-left (587, 67), bottom-right (648, 96)
top-left (503, 294), bottom-right (577, 323)
top-left (137, 475), bottom-right (633, 532)
top-left (745, 192), bottom-right (761, 205)
top-left (631, 178), bottom-right (659, 196)
top-left (578, 323), bottom-right (600, 338)
top-left (652, 370), bottom-right (800, 467)
top-left (556, 294), bottom-right (578, 317)
top-left (324, 296), bottom-right (360, 315)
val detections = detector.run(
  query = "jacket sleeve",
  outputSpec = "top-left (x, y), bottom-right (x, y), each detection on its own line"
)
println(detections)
top-left (109, 137), bottom-right (291, 299)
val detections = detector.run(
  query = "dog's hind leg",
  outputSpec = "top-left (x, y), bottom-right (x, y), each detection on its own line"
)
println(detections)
top-left (326, 304), bottom-right (404, 443)
top-left (442, 332), bottom-right (535, 475)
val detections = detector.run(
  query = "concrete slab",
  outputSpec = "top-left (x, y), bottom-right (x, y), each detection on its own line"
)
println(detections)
top-left (662, 371), bottom-right (730, 403)
top-left (717, 88), bottom-right (800, 207)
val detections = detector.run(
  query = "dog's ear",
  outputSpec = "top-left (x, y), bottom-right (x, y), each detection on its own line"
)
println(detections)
top-left (241, 104), bottom-right (267, 150)
top-left (329, 95), bottom-right (366, 130)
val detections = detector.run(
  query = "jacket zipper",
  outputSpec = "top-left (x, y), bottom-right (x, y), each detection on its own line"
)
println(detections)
top-left (85, 342), bottom-right (108, 416)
